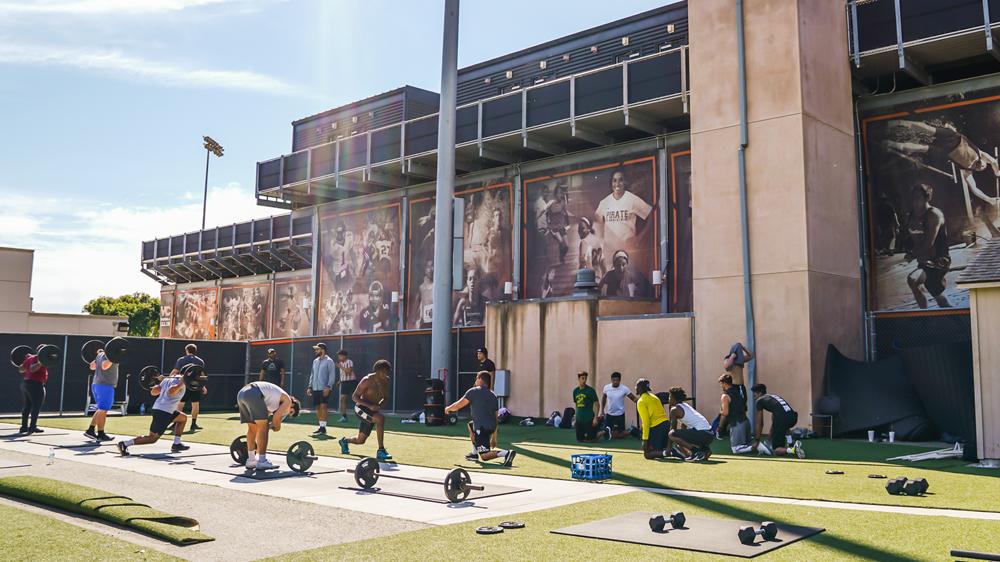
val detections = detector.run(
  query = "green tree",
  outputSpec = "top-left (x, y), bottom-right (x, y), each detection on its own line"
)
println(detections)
top-left (82, 292), bottom-right (160, 337)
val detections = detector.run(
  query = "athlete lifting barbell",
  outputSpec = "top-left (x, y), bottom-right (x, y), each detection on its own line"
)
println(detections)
top-left (10, 343), bottom-right (61, 434)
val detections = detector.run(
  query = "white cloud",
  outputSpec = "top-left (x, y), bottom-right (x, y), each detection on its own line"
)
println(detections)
top-left (0, 183), bottom-right (277, 313)
top-left (0, 0), bottom-right (235, 15)
top-left (0, 43), bottom-right (300, 96)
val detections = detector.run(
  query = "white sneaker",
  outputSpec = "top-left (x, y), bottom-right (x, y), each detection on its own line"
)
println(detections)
top-left (256, 459), bottom-right (276, 470)
top-left (794, 440), bottom-right (805, 459)
top-left (245, 457), bottom-right (257, 469)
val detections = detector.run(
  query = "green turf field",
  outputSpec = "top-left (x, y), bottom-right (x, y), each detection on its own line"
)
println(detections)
top-left (267, 490), bottom-right (1000, 562)
top-left (0, 501), bottom-right (179, 561)
top-left (9, 412), bottom-right (998, 513)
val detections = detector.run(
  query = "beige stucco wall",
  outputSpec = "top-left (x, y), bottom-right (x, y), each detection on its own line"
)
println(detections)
top-left (688, 0), bottom-right (862, 422)
top-left (25, 313), bottom-right (125, 337)
top-left (487, 299), bottom-right (694, 419)
top-left (969, 286), bottom-right (1000, 460)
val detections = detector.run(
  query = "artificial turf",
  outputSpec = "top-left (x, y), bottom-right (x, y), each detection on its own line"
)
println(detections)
top-left (0, 476), bottom-right (214, 545)
top-left (265, 490), bottom-right (1000, 562)
top-left (7, 412), bottom-right (999, 512)
top-left (0, 501), bottom-right (180, 561)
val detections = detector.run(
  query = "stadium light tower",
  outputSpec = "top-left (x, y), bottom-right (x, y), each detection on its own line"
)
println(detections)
top-left (201, 135), bottom-right (225, 230)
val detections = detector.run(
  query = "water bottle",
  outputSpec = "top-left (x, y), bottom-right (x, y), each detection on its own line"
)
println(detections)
top-left (140, 403), bottom-right (146, 415)
top-left (47, 448), bottom-right (55, 465)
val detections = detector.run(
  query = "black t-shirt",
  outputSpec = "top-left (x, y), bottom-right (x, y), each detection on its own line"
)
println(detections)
top-left (755, 393), bottom-right (794, 417)
top-left (260, 359), bottom-right (285, 384)
top-left (725, 385), bottom-right (747, 422)
top-left (479, 358), bottom-right (496, 373)
top-left (174, 354), bottom-right (205, 373)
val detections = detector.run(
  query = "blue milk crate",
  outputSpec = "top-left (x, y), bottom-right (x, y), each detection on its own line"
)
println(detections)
top-left (571, 453), bottom-right (612, 481)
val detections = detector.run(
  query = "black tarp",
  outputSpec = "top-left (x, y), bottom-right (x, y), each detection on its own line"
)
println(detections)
top-left (898, 341), bottom-right (977, 445)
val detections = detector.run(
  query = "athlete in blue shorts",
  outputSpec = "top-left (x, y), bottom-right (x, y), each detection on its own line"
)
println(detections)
top-left (85, 350), bottom-right (118, 442)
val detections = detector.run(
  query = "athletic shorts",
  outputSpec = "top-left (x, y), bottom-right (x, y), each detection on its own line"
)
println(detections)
top-left (472, 426), bottom-right (495, 453)
top-left (311, 388), bottom-right (331, 407)
top-left (575, 418), bottom-right (597, 441)
top-left (185, 387), bottom-right (201, 403)
top-left (91, 384), bottom-right (115, 411)
top-left (770, 411), bottom-right (798, 450)
top-left (672, 427), bottom-right (715, 450)
top-left (355, 405), bottom-right (376, 436)
top-left (922, 266), bottom-right (948, 297)
top-left (646, 421), bottom-right (669, 451)
top-left (729, 418), bottom-right (752, 450)
top-left (149, 409), bottom-right (180, 435)
top-left (237, 385), bottom-right (268, 423)
top-left (339, 379), bottom-right (358, 398)
top-left (605, 414), bottom-right (626, 432)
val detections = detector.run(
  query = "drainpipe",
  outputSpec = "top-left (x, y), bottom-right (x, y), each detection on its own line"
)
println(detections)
top-left (736, 0), bottom-right (758, 426)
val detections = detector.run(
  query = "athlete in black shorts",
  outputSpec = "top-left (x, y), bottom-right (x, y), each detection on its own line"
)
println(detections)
top-left (444, 372), bottom-right (516, 465)
top-left (339, 360), bottom-right (393, 461)
top-left (751, 383), bottom-right (805, 458)
top-left (118, 374), bottom-right (189, 456)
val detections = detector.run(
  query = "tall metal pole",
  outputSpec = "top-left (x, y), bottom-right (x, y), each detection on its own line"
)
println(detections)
top-left (430, 0), bottom-right (460, 392)
top-left (201, 148), bottom-right (211, 230)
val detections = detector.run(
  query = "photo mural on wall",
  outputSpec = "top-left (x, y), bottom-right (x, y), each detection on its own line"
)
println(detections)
top-left (670, 149), bottom-right (692, 312)
top-left (171, 288), bottom-right (217, 339)
top-left (406, 182), bottom-right (513, 328)
top-left (862, 86), bottom-right (1000, 312)
top-left (317, 202), bottom-right (401, 334)
top-left (271, 278), bottom-right (312, 338)
top-left (523, 154), bottom-right (659, 299)
top-left (218, 284), bottom-right (269, 341)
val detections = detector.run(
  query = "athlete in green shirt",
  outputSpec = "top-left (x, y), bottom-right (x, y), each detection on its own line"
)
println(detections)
top-left (573, 371), bottom-right (600, 442)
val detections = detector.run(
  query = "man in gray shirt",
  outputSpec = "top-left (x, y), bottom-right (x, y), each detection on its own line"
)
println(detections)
top-left (306, 343), bottom-right (335, 435)
top-left (85, 350), bottom-right (118, 442)
top-left (444, 371), bottom-right (516, 466)
top-left (117, 374), bottom-right (189, 456)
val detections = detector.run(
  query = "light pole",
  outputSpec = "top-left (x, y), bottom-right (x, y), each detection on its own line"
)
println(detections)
top-left (201, 135), bottom-right (224, 230)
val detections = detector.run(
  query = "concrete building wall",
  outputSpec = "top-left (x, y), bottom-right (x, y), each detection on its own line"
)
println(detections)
top-left (25, 313), bottom-right (124, 337)
top-left (688, 0), bottom-right (862, 422)
top-left (970, 287), bottom-right (1000, 460)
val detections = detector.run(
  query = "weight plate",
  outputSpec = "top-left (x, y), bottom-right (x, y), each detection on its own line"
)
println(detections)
top-left (868, 474), bottom-right (886, 479)
top-left (182, 363), bottom-right (207, 391)
top-left (286, 441), bottom-right (315, 473)
top-left (444, 467), bottom-right (472, 503)
top-left (80, 340), bottom-right (104, 364)
top-left (475, 526), bottom-right (504, 535)
top-left (104, 337), bottom-right (129, 364)
top-left (498, 521), bottom-right (525, 529)
top-left (825, 470), bottom-right (844, 475)
top-left (230, 436), bottom-right (248, 465)
top-left (138, 366), bottom-right (161, 391)
top-left (36, 345), bottom-right (62, 367)
top-left (9, 345), bottom-right (32, 368)
top-left (354, 457), bottom-right (380, 489)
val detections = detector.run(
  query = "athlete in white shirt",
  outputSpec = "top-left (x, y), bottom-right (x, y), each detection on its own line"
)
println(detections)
top-left (600, 371), bottom-right (637, 439)
top-left (666, 386), bottom-right (715, 461)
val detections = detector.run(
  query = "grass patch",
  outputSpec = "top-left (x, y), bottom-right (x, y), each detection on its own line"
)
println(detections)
top-left (9, 412), bottom-right (999, 512)
top-left (0, 476), bottom-right (213, 546)
top-left (0, 501), bottom-right (179, 561)
top-left (264, 490), bottom-right (1000, 562)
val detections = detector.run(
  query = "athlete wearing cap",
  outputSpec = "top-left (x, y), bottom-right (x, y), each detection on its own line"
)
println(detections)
top-left (259, 348), bottom-right (286, 387)
top-left (307, 342), bottom-right (335, 435)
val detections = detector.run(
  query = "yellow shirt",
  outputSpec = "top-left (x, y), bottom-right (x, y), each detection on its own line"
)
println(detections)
top-left (637, 392), bottom-right (668, 440)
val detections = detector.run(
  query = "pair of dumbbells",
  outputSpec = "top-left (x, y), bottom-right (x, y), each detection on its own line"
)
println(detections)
top-left (886, 477), bottom-right (929, 496)
top-left (648, 512), bottom-right (686, 533)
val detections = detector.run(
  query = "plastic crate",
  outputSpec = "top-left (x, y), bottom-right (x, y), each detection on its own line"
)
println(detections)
top-left (571, 453), bottom-right (612, 481)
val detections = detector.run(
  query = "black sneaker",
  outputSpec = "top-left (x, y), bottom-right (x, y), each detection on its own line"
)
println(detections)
top-left (84, 428), bottom-right (98, 441)
top-left (502, 450), bottom-right (517, 467)
top-left (29, 427), bottom-right (43, 434)
top-left (97, 432), bottom-right (115, 442)
top-left (18, 427), bottom-right (28, 434)
top-left (190, 422), bottom-right (202, 431)
top-left (117, 442), bottom-right (129, 456)
top-left (171, 442), bottom-right (190, 452)
top-left (465, 452), bottom-right (479, 461)
top-left (312, 426), bottom-right (327, 435)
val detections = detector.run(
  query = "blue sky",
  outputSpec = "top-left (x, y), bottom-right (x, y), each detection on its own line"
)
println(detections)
top-left (0, 0), bottom-right (671, 313)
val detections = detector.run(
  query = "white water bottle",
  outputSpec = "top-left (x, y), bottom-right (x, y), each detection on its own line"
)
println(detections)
top-left (47, 448), bottom-right (55, 465)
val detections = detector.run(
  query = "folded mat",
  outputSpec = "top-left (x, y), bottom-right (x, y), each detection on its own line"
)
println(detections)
top-left (0, 475), bottom-right (214, 545)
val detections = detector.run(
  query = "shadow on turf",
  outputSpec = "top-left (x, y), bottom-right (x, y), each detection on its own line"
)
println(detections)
top-left (517, 446), bottom-right (924, 562)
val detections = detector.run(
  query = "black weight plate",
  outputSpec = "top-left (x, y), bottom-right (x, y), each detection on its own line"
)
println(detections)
top-left (138, 366), bottom-right (161, 391)
top-left (498, 521), bottom-right (525, 529)
top-left (868, 474), bottom-right (886, 479)
top-left (354, 457), bottom-right (380, 489)
top-left (9, 345), bottom-right (32, 368)
top-left (476, 526), bottom-right (504, 535)
top-left (81, 339), bottom-right (104, 364)
top-left (36, 345), bottom-right (62, 367)
top-left (825, 470), bottom-right (844, 475)
top-left (104, 337), bottom-right (129, 364)
top-left (444, 468), bottom-right (472, 503)
top-left (286, 441), bottom-right (315, 473)
top-left (230, 436), bottom-right (248, 465)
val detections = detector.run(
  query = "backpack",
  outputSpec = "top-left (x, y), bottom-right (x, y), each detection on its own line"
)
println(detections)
top-left (558, 407), bottom-right (575, 429)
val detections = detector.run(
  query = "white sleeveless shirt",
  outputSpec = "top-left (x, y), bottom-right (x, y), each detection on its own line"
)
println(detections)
top-left (678, 402), bottom-right (711, 431)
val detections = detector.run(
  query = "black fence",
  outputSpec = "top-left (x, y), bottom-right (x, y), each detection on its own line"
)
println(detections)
top-left (1, 333), bottom-right (247, 415)
top-left (872, 313), bottom-right (972, 359)
top-left (247, 328), bottom-right (485, 415)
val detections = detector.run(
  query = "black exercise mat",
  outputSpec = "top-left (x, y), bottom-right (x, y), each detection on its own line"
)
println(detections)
top-left (551, 512), bottom-right (824, 558)
top-left (337, 482), bottom-right (530, 504)
top-left (193, 466), bottom-right (344, 480)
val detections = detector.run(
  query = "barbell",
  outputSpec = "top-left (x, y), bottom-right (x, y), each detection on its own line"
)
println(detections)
top-left (9, 344), bottom-right (62, 369)
top-left (229, 436), bottom-right (318, 473)
top-left (350, 457), bottom-right (485, 503)
top-left (137, 364), bottom-right (207, 392)
top-left (81, 337), bottom-right (129, 365)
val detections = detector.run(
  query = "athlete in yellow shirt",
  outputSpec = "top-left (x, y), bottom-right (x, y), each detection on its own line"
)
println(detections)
top-left (635, 379), bottom-right (671, 460)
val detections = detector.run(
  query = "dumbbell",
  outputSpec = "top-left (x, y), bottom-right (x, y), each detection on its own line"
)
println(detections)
top-left (738, 521), bottom-right (778, 545)
top-left (887, 477), bottom-right (929, 496)
top-left (648, 512), bottom-right (686, 533)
